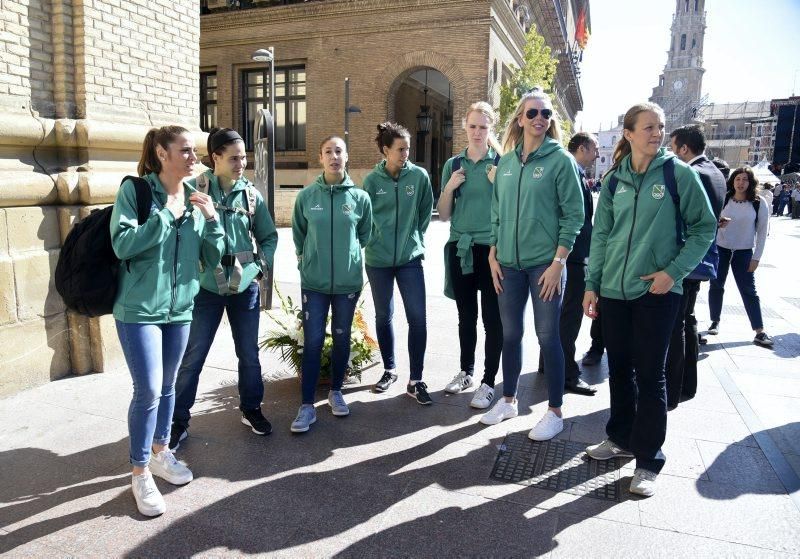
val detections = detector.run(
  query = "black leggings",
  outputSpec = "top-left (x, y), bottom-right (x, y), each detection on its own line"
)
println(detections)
top-left (447, 242), bottom-right (503, 386)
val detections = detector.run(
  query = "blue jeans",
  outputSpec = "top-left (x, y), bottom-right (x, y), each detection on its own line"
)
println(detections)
top-left (601, 292), bottom-right (680, 474)
top-left (497, 264), bottom-right (566, 407)
top-left (709, 247), bottom-right (763, 330)
top-left (301, 289), bottom-right (360, 404)
top-left (116, 320), bottom-right (190, 467)
top-left (173, 283), bottom-right (263, 429)
top-left (366, 257), bottom-right (427, 380)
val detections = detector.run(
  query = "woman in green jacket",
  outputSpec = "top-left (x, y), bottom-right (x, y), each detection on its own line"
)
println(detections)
top-left (290, 136), bottom-right (372, 433)
top-left (363, 122), bottom-right (434, 404)
top-left (582, 103), bottom-right (716, 497)
top-left (483, 89), bottom-right (584, 441)
top-left (437, 101), bottom-right (504, 409)
top-left (111, 125), bottom-right (224, 516)
top-left (171, 128), bottom-right (278, 450)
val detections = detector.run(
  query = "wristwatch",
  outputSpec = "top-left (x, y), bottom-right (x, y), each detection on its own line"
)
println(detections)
top-left (553, 257), bottom-right (566, 266)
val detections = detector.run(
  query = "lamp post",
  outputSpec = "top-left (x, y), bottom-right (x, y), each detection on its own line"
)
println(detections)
top-left (416, 70), bottom-right (433, 134)
top-left (343, 77), bottom-right (362, 153)
top-left (251, 47), bottom-right (275, 309)
top-left (442, 83), bottom-right (453, 143)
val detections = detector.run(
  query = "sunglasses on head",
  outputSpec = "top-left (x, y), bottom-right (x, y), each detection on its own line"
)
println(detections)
top-left (525, 108), bottom-right (553, 120)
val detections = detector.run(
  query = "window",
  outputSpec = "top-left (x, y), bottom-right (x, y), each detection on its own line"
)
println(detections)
top-left (694, 0), bottom-right (699, 11)
top-left (680, 34), bottom-right (686, 50)
top-left (241, 66), bottom-right (306, 151)
top-left (200, 72), bottom-right (217, 132)
top-left (728, 125), bottom-right (736, 138)
top-left (691, 35), bottom-right (696, 49)
top-left (685, 0), bottom-right (689, 12)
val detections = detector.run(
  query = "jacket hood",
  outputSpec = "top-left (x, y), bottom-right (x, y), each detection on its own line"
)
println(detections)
top-left (312, 172), bottom-right (355, 192)
top-left (515, 135), bottom-right (563, 161)
top-left (373, 160), bottom-right (412, 180)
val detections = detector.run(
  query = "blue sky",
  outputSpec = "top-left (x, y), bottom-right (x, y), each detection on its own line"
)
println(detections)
top-left (576, 0), bottom-right (800, 132)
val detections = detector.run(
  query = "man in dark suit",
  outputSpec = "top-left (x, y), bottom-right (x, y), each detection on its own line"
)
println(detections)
top-left (539, 132), bottom-right (599, 396)
top-left (666, 125), bottom-right (727, 409)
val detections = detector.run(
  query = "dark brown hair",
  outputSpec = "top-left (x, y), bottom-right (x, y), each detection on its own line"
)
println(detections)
top-left (204, 127), bottom-right (245, 170)
top-left (374, 122), bottom-right (410, 155)
top-left (137, 125), bottom-right (190, 177)
top-left (318, 135), bottom-right (346, 154)
top-left (727, 166), bottom-right (759, 201)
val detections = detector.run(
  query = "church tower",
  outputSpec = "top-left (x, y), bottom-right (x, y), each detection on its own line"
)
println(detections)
top-left (649, 0), bottom-right (706, 133)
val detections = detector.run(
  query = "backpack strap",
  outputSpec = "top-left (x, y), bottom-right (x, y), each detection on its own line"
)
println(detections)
top-left (661, 158), bottom-right (684, 246)
top-left (607, 171), bottom-right (619, 195)
top-left (451, 155), bottom-right (463, 173)
top-left (121, 175), bottom-right (153, 225)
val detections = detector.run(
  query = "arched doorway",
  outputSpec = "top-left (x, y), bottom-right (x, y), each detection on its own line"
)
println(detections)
top-left (391, 68), bottom-right (453, 198)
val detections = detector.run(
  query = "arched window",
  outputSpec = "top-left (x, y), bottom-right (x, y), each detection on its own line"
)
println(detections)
top-left (685, 0), bottom-right (689, 12)
top-left (695, 0), bottom-right (699, 11)
top-left (680, 34), bottom-right (687, 50)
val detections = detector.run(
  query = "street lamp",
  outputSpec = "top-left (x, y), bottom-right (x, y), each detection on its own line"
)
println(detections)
top-left (251, 48), bottom-right (275, 119)
top-left (344, 77), bottom-right (362, 152)
top-left (442, 83), bottom-right (453, 142)
top-left (416, 70), bottom-right (433, 134)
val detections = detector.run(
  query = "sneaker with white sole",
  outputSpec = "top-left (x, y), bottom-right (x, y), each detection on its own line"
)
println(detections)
top-left (585, 439), bottom-right (634, 460)
top-left (445, 371), bottom-right (474, 394)
top-left (131, 472), bottom-right (166, 517)
top-left (328, 390), bottom-right (350, 416)
top-left (629, 468), bottom-right (658, 496)
top-left (754, 332), bottom-right (774, 347)
top-left (470, 383), bottom-right (495, 409)
top-left (290, 404), bottom-right (317, 433)
top-left (707, 321), bottom-right (719, 335)
top-left (528, 410), bottom-right (564, 441)
top-left (479, 399), bottom-right (518, 425)
top-left (149, 449), bottom-right (193, 485)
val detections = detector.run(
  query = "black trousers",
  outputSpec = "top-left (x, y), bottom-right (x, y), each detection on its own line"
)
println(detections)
top-left (588, 306), bottom-right (604, 354)
top-left (448, 242), bottom-right (503, 386)
top-left (539, 261), bottom-right (585, 383)
top-left (601, 292), bottom-right (680, 474)
top-left (665, 279), bottom-right (701, 407)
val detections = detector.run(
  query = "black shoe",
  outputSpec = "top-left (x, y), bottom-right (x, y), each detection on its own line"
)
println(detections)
top-left (373, 370), bottom-right (398, 393)
top-left (241, 408), bottom-right (272, 436)
top-left (698, 335), bottom-right (708, 345)
top-left (564, 378), bottom-right (597, 396)
top-left (581, 351), bottom-right (602, 366)
top-left (169, 424), bottom-right (188, 451)
top-left (406, 382), bottom-right (433, 405)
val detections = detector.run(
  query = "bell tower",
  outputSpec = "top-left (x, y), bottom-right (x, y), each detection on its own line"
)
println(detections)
top-left (649, 0), bottom-right (706, 133)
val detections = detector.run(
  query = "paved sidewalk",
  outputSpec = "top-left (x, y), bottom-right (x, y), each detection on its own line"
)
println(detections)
top-left (1, 215), bottom-right (799, 558)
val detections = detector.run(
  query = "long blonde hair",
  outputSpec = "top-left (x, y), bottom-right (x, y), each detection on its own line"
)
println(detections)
top-left (501, 88), bottom-right (561, 153)
top-left (465, 101), bottom-right (503, 155)
top-left (611, 102), bottom-right (665, 171)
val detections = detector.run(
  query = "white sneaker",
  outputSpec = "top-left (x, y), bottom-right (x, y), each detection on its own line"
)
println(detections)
top-left (132, 472), bottom-right (166, 516)
top-left (528, 410), bottom-right (564, 441)
top-left (149, 449), bottom-right (193, 485)
top-left (470, 383), bottom-right (495, 409)
top-left (629, 468), bottom-right (658, 496)
top-left (479, 399), bottom-right (518, 425)
top-left (445, 371), bottom-right (474, 394)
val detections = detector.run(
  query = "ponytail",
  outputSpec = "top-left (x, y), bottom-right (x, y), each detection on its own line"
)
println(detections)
top-left (610, 102), bottom-right (665, 172)
top-left (137, 125), bottom-right (190, 177)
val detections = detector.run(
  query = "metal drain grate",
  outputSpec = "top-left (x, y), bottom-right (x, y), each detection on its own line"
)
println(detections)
top-left (491, 432), bottom-right (621, 501)
top-left (723, 304), bottom-right (781, 319)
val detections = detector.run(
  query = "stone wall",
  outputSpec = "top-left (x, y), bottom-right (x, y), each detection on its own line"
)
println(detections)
top-left (0, 0), bottom-right (201, 397)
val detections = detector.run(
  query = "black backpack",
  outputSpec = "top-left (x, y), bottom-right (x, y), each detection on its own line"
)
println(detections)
top-left (55, 176), bottom-right (153, 317)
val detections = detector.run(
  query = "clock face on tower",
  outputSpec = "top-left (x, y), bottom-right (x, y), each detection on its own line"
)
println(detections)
top-left (673, 80), bottom-right (684, 91)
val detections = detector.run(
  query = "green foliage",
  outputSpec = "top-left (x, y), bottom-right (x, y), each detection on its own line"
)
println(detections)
top-left (498, 27), bottom-right (559, 129)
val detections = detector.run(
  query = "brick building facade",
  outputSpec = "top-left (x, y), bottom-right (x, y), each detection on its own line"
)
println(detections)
top-left (0, 0), bottom-right (201, 396)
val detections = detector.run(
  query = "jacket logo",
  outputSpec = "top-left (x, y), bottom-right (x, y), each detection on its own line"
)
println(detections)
top-left (405, 185), bottom-right (415, 197)
top-left (376, 188), bottom-right (387, 195)
top-left (311, 203), bottom-right (323, 211)
top-left (532, 167), bottom-right (544, 179)
top-left (341, 203), bottom-right (352, 215)
top-left (651, 184), bottom-right (665, 200)
top-left (485, 164), bottom-right (494, 173)
top-left (616, 185), bottom-right (628, 194)
top-left (502, 170), bottom-right (513, 176)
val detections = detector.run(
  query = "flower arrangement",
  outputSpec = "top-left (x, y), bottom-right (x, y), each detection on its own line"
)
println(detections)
top-left (259, 284), bottom-right (378, 382)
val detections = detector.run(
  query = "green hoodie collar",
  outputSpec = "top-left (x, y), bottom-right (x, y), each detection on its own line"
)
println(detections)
top-left (375, 159), bottom-right (411, 180)
top-left (202, 171), bottom-right (251, 197)
top-left (458, 147), bottom-right (497, 162)
top-left (514, 136), bottom-right (561, 163)
top-left (313, 171), bottom-right (355, 192)
top-left (619, 147), bottom-right (670, 177)
top-left (146, 172), bottom-right (196, 206)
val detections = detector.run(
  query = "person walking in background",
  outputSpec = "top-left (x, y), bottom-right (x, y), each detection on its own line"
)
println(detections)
top-left (664, 124), bottom-right (726, 409)
top-left (170, 128), bottom-right (278, 450)
top-left (111, 125), bottom-right (224, 516)
top-left (707, 166), bottom-right (772, 347)
top-left (792, 184), bottom-right (800, 219)
top-left (363, 122), bottom-right (435, 405)
top-left (538, 132), bottom-right (600, 397)
top-left (583, 103), bottom-right (716, 497)
top-left (437, 102), bottom-right (505, 409)
top-left (290, 136), bottom-right (372, 433)
top-left (482, 88), bottom-right (584, 441)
